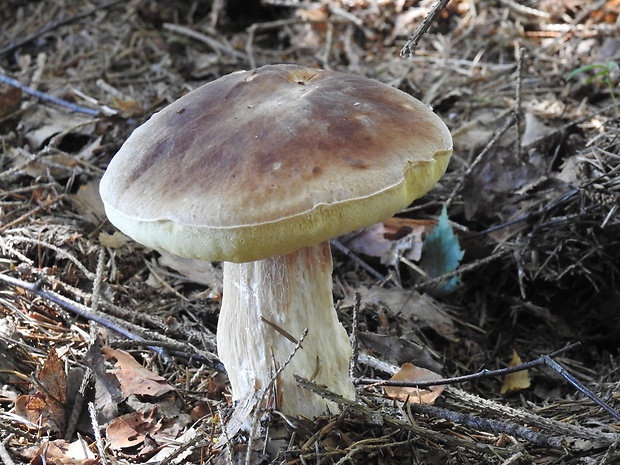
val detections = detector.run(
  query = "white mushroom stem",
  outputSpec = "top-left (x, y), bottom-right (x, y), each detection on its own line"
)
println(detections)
top-left (217, 241), bottom-right (356, 419)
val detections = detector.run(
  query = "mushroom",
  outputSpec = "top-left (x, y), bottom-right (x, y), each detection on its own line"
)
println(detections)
top-left (99, 64), bottom-right (452, 421)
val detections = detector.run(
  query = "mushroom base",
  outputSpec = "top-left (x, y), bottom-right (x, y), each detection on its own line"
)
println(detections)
top-left (217, 242), bottom-right (355, 422)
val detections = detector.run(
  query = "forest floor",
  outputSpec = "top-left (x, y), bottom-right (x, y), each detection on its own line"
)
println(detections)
top-left (1, 1), bottom-right (620, 464)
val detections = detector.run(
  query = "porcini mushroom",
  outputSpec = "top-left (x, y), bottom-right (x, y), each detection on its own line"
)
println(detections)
top-left (99, 64), bottom-right (452, 421)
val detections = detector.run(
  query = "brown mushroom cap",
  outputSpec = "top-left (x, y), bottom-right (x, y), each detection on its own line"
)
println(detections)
top-left (100, 64), bottom-right (453, 263)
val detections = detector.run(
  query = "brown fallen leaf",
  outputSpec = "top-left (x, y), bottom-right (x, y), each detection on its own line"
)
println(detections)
top-left (83, 338), bottom-right (122, 425)
top-left (106, 408), bottom-right (159, 450)
top-left (98, 231), bottom-right (130, 249)
top-left (590, 0), bottom-right (620, 23)
top-left (11, 147), bottom-right (81, 179)
top-left (384, 363), bottom-right (445, 405)
top-left (0, 84), bottom-right (22, 132)
top-left (190, 401), bottom-right (213, 421)
top-left (15, 347), bottom-right (67, 435)
top-left (0, 85), bottom-right (21, 117)
top-left (501, 350), bottom-right (531, 394)
top-left (102, 346), bottom-right (175, 398)
top-left (111, 96), bottom-right (144, 118)
top-left (29, 438), bottom-right (97, 465)
top-left (71, 178), bottom-right (107, 225)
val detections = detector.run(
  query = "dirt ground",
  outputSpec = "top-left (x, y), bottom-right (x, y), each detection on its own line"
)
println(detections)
top-left (1, 1), bottom-right (620, 464)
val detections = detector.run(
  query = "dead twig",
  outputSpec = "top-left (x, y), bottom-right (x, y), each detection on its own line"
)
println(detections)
top-left (407, 402), bottom-right (563, 448)
top-left (0, 194), bottom-right (67, 232)
top-left (515, 47), bottom-right (526, 160)
top-left (414, 247), bottom-right (511, 292)
top-left (0, 74), bottom-right (101, 116)
top-left (446, 113), bottom-right (516, 208)
top-left (357, 353), bottom-right (619, 447)
top-left (245, 17), bottom-right (347, 69)
top-left (400, 0), bottom-right (452, 58)
top-left (0, 439), bottom-right (16, 465)
top-left (0, 272), bottom-right (173, 364)
top-left (349, 292), bottom-right (361, 379)
top-left (64, 369), bottom-right (92, 439)
top-left (88, 402), bottom-right (109, 465)
top-left (357, 342), bottom-right (620, 422)
top-left (157, 428), bottom-right (206, 465)
top-left (248, 328), bottom-right (310, 457)
top-left (2, 235), bottom-right (95, 280)
top-left (296, 375), bottom-right (525, 455)
top-left (463, 188), bottom-right (580, 240)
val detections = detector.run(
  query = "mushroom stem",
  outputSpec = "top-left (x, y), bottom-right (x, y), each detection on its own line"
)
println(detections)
top-left (217, 241), bottom-right (355, 420)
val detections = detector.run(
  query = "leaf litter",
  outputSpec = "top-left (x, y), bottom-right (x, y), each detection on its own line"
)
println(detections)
top-left (384, 363), bottom-right (446, 405)
top-left (14, 348), bottom-right (68, 436)
top-left (102, 347), bottom-right (175, 399)
top-left (1, 0), bottom-right (620, 464)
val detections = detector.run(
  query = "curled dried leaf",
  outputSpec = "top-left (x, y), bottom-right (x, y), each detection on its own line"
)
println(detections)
top-left (384, 363), bottom-right (445, 405)
top-left (102, 346), bottom-right (175, 398)
top-left (14, 348), bottom-right (67, 435)
top-left (501, 350), bottom-right (531, 394)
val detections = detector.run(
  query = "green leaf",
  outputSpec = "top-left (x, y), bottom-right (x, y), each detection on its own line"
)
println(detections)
top-left (419, 207), bottom-right (464, 295)
top-left (566, 63), bottom-right (608, 81)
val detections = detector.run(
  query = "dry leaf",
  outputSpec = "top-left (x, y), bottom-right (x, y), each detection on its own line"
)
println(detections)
top-left (343, 218), bottom-right (433, 267)
top-left (590, 0), bottom-right (620, 23)
top-left (157, 251), bottom-right (223, 289)
top-left (39, 349), bottom-right (68, 407)
top-left (13, 149), bottom-right (80, 178)
top-left (148, 427), bottom-right (199, 464)
top-left (22, 107), bottom-right (91, 149)
top-left (15, 347), bottom-right (67, 435)
top-left (190, 401), bottom-right (213, 421)
top-left (0, 85), bottom-right (21, 116)
top-left (351, 287), bottom-right (458, 340)
top-left (75, 134), bottom-right (104, 161)
top-left (452, 108), bottom-right (501, 151)
top-left (102, 346), bottom-right (175, 398)
top-left (29, 438), bottom-right (97, 465)
top-left (83, 338), bottom-right (122, 424)
top-left (384, 363), bottom-right (445, 404)
top-left (501, 350), bottom-right (531, 394)
top-left (98, 231), bottom-right (130, 248)
top-left (71, 178), bottom-right (107, 225)
top-left (0, 85), bottom-right (22, 132)
top-left (296, 4), bottom-right (328, 21)
top-left (461, 146), bottom-right (546, 220)
top-left (106, 409), bottom-right (158, 450)
top-left (521, 112), bottom-right (554, 147)
top-left (111, 96), bottom-right (144, 118)
top-left (555, 154), bottom-right (583, 185)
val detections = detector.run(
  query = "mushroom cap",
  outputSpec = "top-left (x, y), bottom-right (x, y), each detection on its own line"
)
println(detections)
top-left (100, 64), bottom-right (453, 263)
